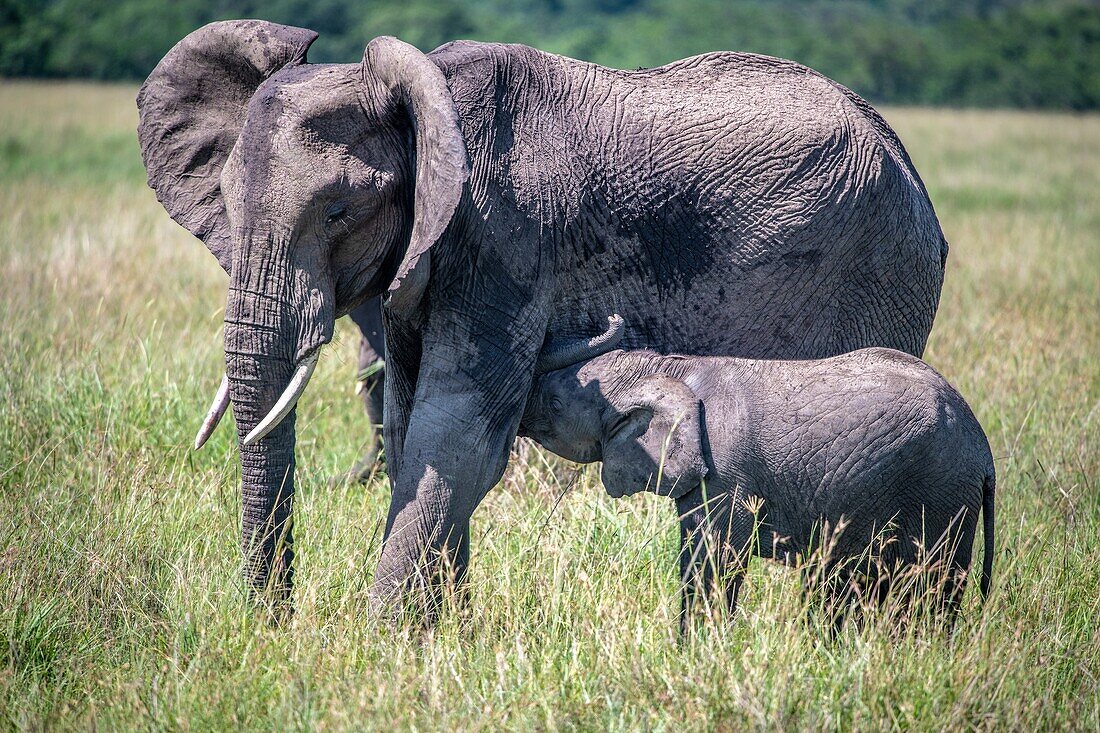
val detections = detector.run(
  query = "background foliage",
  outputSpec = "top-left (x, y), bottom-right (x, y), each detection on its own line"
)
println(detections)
top-left (1, 0), bottom-right (1098, 109)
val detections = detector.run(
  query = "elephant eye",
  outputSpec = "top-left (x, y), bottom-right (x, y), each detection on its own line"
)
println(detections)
top-left (324, 203), bottom-right (347, 227)
top-left (549, 396), bottom-right (563, 414)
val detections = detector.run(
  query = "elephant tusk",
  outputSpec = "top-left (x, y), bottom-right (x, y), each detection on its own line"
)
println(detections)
top-left (193, 374), bottom-right (231, 451)
top-left (242, 350), bottom-right (320, 447)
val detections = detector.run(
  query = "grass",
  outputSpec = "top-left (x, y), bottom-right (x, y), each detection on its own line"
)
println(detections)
top-left (1, 79), bottom-right (1098, 730)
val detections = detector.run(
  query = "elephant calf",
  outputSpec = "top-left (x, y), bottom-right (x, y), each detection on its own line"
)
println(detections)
top-left (521, 319), bottom-right (996, 626)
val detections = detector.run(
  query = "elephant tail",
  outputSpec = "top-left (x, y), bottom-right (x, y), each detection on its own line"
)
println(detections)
top-left (979, 470), bottom-right (996, 599)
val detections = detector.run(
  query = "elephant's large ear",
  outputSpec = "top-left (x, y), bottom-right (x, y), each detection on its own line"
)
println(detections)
top-left (601, 375), bottom-right (708, 499)
top-left (361, 36), bottom-right (469, 316)
top-left (136, 20), bottom-right (318, 272)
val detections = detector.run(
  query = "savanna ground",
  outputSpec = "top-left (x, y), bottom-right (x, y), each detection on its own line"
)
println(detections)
top-left (0, 80), bottom-right (1097, 731)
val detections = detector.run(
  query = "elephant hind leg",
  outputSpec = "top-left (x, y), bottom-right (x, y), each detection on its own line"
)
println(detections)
top-left (900, 504), bottom-right (979, 625)
top-left (936, 564), bottom-right (970, 630)
top-left (354, 359), bottom-right (386, 472)
top-left (331, 337), bottom-right (386, 487)
top-left (336, 297), bottom-right (387, 486)
top-left (934, 515), bottom-right (979, 625)
top-left (802, 547), bottom-right (894, 637)
top-left (848, 522), bottom-right (977, 634)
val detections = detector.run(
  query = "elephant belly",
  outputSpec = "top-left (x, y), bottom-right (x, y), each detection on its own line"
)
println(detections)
top-left (551, 221), bottom-right (932, 361)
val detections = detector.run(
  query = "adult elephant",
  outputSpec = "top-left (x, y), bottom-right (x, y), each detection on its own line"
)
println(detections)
top-left (137, 20), bottom-right (948, 612)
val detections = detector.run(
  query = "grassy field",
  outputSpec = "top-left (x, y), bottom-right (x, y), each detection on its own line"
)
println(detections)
top-left (1, 80), bottom-right (1097, 730)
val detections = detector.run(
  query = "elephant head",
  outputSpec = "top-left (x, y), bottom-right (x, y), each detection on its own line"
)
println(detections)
top-left (596, 372), bottom-right (706, 498)
top-left (137, 20), bottom-right (469, 598)
top-left (522, 324), bottom-right (708, 500)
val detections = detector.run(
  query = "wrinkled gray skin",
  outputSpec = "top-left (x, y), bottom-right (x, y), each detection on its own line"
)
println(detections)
top-left (136, 20), bottom-right (948, 613)
top-left (522, 341), bottom-right (996, 626)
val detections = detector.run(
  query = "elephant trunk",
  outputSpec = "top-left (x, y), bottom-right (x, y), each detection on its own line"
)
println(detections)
top-left (236, 394), bottom-right (297, 601)
top-left (222, 225), bottom-right (335, 604)
top-left (225, 302), bottom-right (299, 602)
top-left (223, 232), bottom-right (302, 603)
top-left (536, 314), bottom-right (626, 374)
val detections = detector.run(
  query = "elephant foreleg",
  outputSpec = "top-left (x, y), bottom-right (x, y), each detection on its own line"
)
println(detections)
top-left (370, 396), bottom-right (516, 618)
top-left (370, 228), bottom-right (548, 619)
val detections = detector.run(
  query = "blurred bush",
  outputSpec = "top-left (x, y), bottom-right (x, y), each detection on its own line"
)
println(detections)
top-left (1, 0), bottom-right (1097, 109)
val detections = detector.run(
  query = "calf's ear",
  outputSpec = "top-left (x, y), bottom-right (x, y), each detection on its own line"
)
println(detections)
top-left (600, 375), bottom-right (707, 499)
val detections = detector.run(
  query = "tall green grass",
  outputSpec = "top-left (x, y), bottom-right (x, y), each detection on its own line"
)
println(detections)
top-left (1, 81), bottom-right (1097, 730)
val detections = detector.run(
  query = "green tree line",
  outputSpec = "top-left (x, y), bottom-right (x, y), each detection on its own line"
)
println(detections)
top-left (2, 0), bottom-right (1098, 109)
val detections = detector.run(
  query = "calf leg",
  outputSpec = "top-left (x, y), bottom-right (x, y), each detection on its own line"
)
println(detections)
top-left (801, 562), bottom-right (859, 638)
top-left (936, 514), bottom-right (978, 625)
top-left (675, 484), bottom-right (753, 630)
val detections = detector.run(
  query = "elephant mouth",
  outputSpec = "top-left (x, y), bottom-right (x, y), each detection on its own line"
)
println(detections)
top-left (192, 347), bottom-right (324, 451)
top-left (603, 483), bottom-right (627, 499)
top-left (241, 348), bottom-right (321, 447)
top-left (599, 471), bottom-right (643, 499)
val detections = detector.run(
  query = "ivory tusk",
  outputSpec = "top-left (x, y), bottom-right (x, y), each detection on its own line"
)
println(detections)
top-left (193, 374), bottom-right (231, 451)
top-left (241, 350), bottom-right (320, 447)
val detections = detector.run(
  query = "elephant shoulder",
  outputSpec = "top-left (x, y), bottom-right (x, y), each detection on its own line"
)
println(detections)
top-left (429, 40), bottom-right (497, 68)
top-left (429, 40), bottom-right (562, 117)
top-left (429, 40), bottom-right (549, 78)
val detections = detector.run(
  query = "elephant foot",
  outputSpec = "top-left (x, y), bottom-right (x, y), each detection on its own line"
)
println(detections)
top-left (366, 567), bottom-right (471, 628)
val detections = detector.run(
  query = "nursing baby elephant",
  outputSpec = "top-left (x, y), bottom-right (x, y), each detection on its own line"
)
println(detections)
top-left (522, 319), bottom-right (996, 627)
top-left (138, 20), bottom-right (948, 614)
